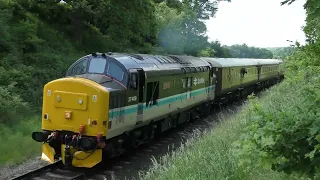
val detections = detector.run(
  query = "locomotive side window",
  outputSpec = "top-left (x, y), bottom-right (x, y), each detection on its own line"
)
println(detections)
top-left (130, 73), bottom-right (138, 90)
top-left (183, 78), bottom-right (188, 88)
top-left (109, 96), bottom-right (114, 109)
top-left (108, 62), bottom-right (124, 81)
top-left (190, 67), bottom-right (196, 73)
top-left (187, 77), bottom-right (192, 88)
top-left (185, 67), bottom-right (191, 73)
top-left (182, 77), bottom-right (192, 88)
top-left (146, 81), bottom-right (159, 107)
top-left (88, 57), bottom-right (107, 73)
top-left (70, 58), bottom-right (89, 76)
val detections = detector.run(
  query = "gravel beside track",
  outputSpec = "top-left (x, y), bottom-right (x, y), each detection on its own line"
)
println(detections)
top-left (0, 156), bottom-right (50, 180)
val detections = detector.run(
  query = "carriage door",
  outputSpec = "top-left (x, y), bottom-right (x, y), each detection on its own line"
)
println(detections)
top-left (240, 67), bottom-right (247, 87)
top-left (257, 65), bottom-right (262, 81)
top-left (129, 69), bottom-right (145, 125)
top-left (136, 69), bottom-right (145, 125)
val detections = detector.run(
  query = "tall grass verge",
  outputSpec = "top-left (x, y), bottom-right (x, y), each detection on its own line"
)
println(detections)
top-left (138, 77), bottom-right (319, 180)
top-left (0, 116), bottom-right (41, 166)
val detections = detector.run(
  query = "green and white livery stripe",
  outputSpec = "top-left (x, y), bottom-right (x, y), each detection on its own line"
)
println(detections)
top-left (108, 85), bottom-right (216, 118)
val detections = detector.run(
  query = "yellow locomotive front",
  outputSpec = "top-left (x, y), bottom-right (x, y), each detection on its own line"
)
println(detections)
top-left (31, 53), bottom-right (129, 168)
top-left (32, 77), bottom-right (109, 168)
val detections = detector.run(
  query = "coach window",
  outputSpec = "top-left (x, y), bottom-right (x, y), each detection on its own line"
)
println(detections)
top-left (69, 58), bottom-right (89, 76)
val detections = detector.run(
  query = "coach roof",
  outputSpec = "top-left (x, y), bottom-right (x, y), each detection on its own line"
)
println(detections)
top-left (200, 57), bottom-right (283, 68)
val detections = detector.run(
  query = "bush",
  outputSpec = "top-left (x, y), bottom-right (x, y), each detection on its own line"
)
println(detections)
top-left (233, 67), bottom-right (320, 178)
top-left (0, 83), bottom-right (29, 125)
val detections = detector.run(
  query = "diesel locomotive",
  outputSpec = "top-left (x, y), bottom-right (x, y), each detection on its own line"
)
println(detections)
top-left (31, 52), bottom-right (284, 168)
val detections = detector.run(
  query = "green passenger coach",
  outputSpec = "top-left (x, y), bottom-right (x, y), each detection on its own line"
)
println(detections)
top-left (201, 57), bottom-right (283, 104)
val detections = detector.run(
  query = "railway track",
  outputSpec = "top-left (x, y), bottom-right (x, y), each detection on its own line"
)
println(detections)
top-left (9, 160), bottom-right (92, 180)
top-left (9, 94), bottom-right (260, 180)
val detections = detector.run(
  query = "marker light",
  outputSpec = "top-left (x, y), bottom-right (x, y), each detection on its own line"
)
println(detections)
top-left (79, 125), bottom-right (85, 134)
top-left (97, 133), bottom-right (106, 148)
top-left (97, 133), bottom-right (102, 142)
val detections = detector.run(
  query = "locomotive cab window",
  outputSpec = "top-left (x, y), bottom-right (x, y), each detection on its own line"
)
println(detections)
top-left (88, 57), bottom-right (107, 73)
top-left (68, 58), bottom-right (89, 76)
top-left (108, 61), bottom-right (124, 81)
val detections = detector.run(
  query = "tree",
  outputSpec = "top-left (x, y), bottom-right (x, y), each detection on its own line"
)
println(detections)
top-left (227, 44), bottom-right (273, 59)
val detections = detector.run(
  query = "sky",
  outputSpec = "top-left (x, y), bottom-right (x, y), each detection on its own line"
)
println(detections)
top-left (205, 0), bottom-right (307, 48)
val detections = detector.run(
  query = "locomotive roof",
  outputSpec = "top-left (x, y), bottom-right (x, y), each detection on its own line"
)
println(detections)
top-left (200, 57), bottom-right (283, 67)
top-left (79, 53), bottom-right (282, 71)
top-left (108, 53), bottom-right (211, 71)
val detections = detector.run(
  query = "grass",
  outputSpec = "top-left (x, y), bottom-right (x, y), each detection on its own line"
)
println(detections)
top-left (0, 115), bottom-right (41, 167)
top-left (138, 79), bottom-right (319, 180)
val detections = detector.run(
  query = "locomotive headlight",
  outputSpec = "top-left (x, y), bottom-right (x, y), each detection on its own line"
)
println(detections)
top-left (32, 131), bottom-right (50, 142)
top-left (78, 98), bottom-right (83, 105)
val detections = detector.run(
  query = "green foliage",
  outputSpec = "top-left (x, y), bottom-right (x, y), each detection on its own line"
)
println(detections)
top-left (284, 43), bottom-right (320, 73)
top-left (0, 116), bottom-right (41, 166)
top-left (267, 47), bottom-right (296, 59)
top-left (227, 44), bottom-right (274, 59)
top-left (0, 5), bottom-right (80, 107)
top-left (233, 1), bottom-right (320, 178)
top-left (209, 40), bottom-right (232, 58)
top-left (233, 69), bottom-right (320, 178)
top-left (0, 83), bottom-right (28, 125)
top-left (197, 41), bottom-right (232, 58)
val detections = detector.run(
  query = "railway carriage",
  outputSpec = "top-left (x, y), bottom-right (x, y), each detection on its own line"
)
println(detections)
top-left (201, 58), bottom-right (260, 103)
top-left (255, 58), bottom-right (284, 88)
top-left (201, 58), bottom-right (283, 104)
top-left (31, 52), bottom-right (284, 168)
